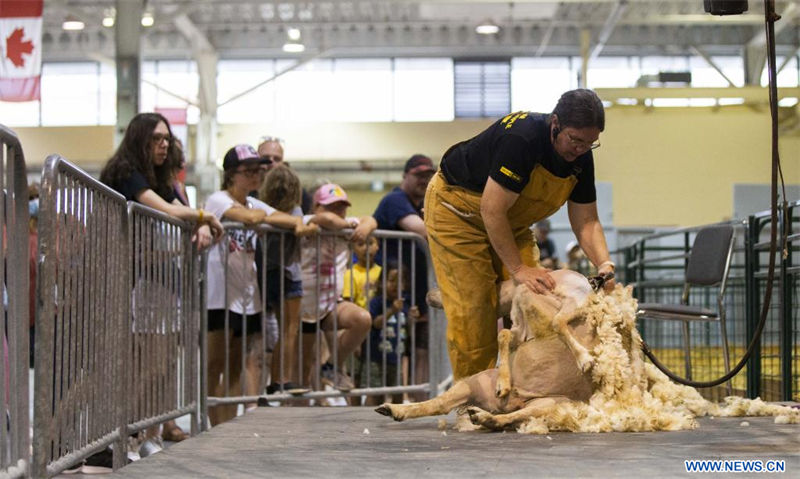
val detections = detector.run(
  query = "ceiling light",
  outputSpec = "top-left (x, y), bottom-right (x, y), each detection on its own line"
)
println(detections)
top-left (282, 42), bottom-right (305, 53)
top-left (102, 9), bottom-right (115, 28)
top-left (62, 16), bottom-right (85, 31)
top-left (475, 20), bottom-right (499, 35)
top-left (287, 27), bottom-right (301, 41)
top-left (141, 12), bottom-right (154, 27)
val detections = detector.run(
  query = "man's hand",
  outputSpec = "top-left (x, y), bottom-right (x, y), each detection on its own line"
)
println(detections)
top-left (409, 305), bottom-right (420, 320)
top-left (511, 264), bottom-right (555, 294)
top-left (598, 264), bottom-right (616, 292)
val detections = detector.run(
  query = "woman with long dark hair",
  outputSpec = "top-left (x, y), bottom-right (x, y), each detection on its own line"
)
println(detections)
top-left (100, 112), bottom-right (223, 245)
top-left (100, 112), bottom-right (222, 450)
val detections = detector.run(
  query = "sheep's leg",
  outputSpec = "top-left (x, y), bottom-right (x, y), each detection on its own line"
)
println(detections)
top-left (467, 397), bottom-right (566, 430)
top-left (375, 380), bottom-right (471, 422)
top-left (552, 308), bottom-right (594, 372)
top-left (495, 329), bottom-right (513, 398)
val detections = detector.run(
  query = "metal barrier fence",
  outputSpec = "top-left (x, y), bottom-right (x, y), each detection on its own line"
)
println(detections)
top-left (621, 222), bottom-right (749, 402)
top-left (126, 203), bottom-right (202, 439)
top-left (620, 211), bottom-right (800, 402)
top-left (206, 223), bottom-right (446, 412)
top-left (33, 156), bottom-right (204, 477)
top-left (747, 201), bottom-right (800, 401)
top-left (33, 155), bottom-right (130, 477)
top-left (0, 125), bottom-right (31, 479)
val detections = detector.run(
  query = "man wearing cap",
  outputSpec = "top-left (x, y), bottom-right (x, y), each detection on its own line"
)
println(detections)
top-left (372, 154), bottom-right (436, 396)
top-left (424, 89), bottom-right (616, 381)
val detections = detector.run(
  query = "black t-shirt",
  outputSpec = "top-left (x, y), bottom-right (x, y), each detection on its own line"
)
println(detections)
top-left (440, 112), bottom-right (596, 203)
top-left (114, 170), bottom-right (176, 204)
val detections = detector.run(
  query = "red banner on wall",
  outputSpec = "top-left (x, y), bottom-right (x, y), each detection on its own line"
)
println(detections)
top-left (0, 0), bottom-right (43, 102)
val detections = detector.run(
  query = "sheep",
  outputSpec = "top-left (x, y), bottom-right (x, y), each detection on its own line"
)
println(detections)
top-left (377, 270), bottom-right (800, 433)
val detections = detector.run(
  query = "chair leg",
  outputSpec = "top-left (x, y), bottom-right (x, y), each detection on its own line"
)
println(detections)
top-left (682, 320), bottom-right (692, 380)
top-left (718, 313), bottom-right (733, 396)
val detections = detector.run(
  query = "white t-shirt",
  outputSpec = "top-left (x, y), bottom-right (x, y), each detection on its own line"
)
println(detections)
top-left (299, 216), bottom-right (359, 323)
top-left (205, 191), bottom-right (276, 315)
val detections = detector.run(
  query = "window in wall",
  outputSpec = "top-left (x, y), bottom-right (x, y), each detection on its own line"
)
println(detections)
top-left (274, 59), bottom-right (334, 122)
top-left (511, 57), bottom-right (572, 113)
top-left (141, 60), bottom-right (199, 122)
top-left (329, 58), bottom-right (393, 122)
top-left (217, 59), bottom-right (277, 124)
top-left (689, 55), bottom-right (744, 87)
top-left (98, 62), bottom-right (116, 125)
top-left (40, 62), bottom-right (101, 126)
top-left (393, 58), bottom-right (454, 122)
top-left (455, 60), bottom-right (511, 118)
top-left (586, 56), bottom-right (640, 88)
top-left (0, 100), bottom-right (39, 126)
top-left (761, 56), bottom-right (799, 87)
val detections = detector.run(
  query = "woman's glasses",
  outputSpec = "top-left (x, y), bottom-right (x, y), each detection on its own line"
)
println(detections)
top-left (151, 133), bottom-right (173, 144)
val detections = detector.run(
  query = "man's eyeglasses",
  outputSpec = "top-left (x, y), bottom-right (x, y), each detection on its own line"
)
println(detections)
top-left (151, 133), bottom-right (172, 144)
top-left (566, 132), bottom-right (600, 151)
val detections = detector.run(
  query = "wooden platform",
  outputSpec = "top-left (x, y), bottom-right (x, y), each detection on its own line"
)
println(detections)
top-left (112, 407), bottom-right (800, 478)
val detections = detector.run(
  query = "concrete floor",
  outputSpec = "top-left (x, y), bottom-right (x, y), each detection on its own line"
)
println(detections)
top-left (110, 407), bottom-right (800, 478)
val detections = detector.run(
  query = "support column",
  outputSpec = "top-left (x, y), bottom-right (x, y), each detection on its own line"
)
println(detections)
top-left (114, 0), bottom-right (144, 145)
top-left (174, 14), bottom-right (218, 199)
top-left (194, 51), bottom-right (219, 197)
top-left (579, 28), bottom-right (591, 88)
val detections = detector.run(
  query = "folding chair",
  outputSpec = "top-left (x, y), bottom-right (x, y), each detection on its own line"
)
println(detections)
top-left (636, 224), bottom-right (735, 394)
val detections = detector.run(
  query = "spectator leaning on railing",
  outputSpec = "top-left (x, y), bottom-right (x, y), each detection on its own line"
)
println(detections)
top-left (204, 144), bottom-right (318, 425)
top-left (299, 183), bottom-right (376, 392)
top-left (100, 112), bottom-right (224, 454)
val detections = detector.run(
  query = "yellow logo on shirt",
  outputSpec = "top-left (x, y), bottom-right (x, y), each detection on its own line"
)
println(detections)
top-left (499, 166), bottom-right (522, 183)
top-left (501, 111), bottom-right (528, 129)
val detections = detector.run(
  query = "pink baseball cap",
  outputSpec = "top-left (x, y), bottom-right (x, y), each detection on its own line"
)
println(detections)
top-left (313, 183), bottom-right (351, 207)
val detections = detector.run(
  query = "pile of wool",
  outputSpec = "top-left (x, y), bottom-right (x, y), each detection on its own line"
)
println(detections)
top-left (517, 285), bottom-right (800, 434)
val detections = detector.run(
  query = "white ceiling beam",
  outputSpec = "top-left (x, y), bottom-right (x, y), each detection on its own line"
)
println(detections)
top-left (747, 2), bottom-right (799, 47)
top-left (690, 45), bottom-right (738, 87)
top-left (589, 0), bottom-right (628, 62)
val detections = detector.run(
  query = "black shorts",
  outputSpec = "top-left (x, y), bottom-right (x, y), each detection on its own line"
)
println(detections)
top-left (207, 309), bottom-right (262, 337)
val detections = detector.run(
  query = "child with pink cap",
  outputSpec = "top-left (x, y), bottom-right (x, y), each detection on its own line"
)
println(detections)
top-left (298, 183), bottom-right (377, 392)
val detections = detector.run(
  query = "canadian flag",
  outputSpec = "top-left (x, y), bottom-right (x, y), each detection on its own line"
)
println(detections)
top-left (0, 0), bottom-right (43, 102)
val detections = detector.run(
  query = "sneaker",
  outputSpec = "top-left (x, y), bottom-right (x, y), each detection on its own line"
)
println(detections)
top-left (138, 439), bottom-right (163, 458)
top-left (267, 382), bottom-right (310, 395)
top-left (322, 368), bottom-right (354, 392)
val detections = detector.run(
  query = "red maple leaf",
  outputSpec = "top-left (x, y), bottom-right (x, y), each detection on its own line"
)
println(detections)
top-left (6, 27), bottom-right (34, 68)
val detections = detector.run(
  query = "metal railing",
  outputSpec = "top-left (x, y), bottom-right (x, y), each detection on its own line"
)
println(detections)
top-left (0, 125), bottom-right (31, 479)
top-left (620, 221), bottom-right (749, 401)
top-left (746, 200), bottom-right (800, 401)
top-left (205, 223), bottom-right (445, 410)
top-left (619, 210), bottom-right (800, 402)
top-left (33, 156), bottom-right (204, 477)
top-left (126, 203), bottom-right (202, 439)
top-left (33, 155), bottom-right (130, 477)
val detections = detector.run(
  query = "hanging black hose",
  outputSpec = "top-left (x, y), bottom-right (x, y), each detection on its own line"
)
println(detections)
top-left (642, 0), bottom-right (784, 389)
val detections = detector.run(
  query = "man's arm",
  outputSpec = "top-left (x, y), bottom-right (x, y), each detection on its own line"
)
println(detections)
top-left (481, 178), bottom-right (555, 293)
top-left (567, 200), bottom-right (616, 288)
top-left (397, 214), bottom-right (427, 239)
